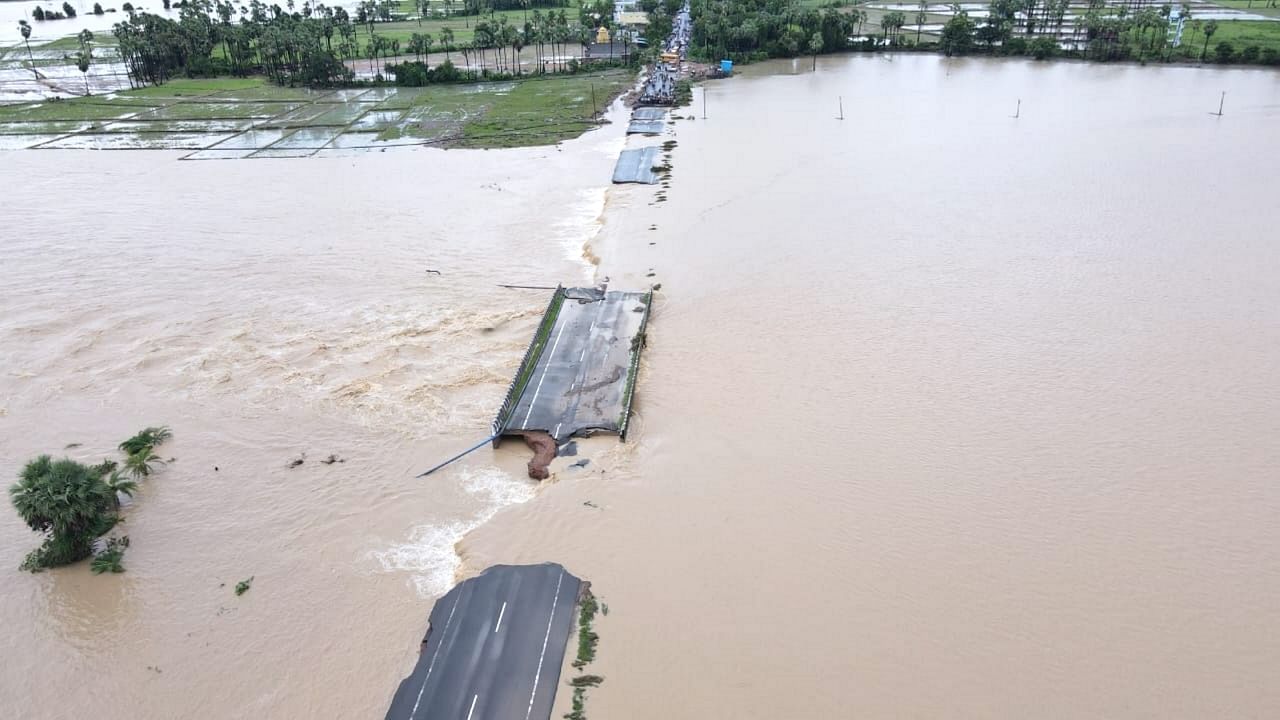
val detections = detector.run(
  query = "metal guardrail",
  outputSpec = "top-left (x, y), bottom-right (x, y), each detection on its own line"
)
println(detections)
top-left (490, 285), bottom-right (565, 445)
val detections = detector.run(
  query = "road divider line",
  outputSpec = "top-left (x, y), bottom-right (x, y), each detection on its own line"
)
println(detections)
top-left (524, 570), bottom-right (566, 720)
top-left (521, 313), bottom-right (572, 429)
top-left (495, 602), bottom-right (508, 633)
top-left (466, 694), bottom-right (479, 720)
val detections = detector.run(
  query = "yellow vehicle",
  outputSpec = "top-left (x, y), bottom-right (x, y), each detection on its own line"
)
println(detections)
top-left (660, 51), bottom-right (679, 63)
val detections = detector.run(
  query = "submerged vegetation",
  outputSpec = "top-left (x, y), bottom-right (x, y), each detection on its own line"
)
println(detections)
top-left (565, 589), bottom-right (602, 720)
top-left (8, 426), bottom-right (172, 573)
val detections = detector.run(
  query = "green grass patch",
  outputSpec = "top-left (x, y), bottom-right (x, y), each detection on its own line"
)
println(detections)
top-left (32, 34), bottom-right (121, 52)
top-left (618, 290), bottom-right (652, 436)
top-left (456, 69), bottom-right (634, 148)
top-left (121, 77), bottom-right (268, 98)
top-left (0, 99), bottom-right (148, 122)
top-left (572, 590), bottom-right (600, 669)
top-left (1184, 19), bottom-right (1280, 53)
top-left (1206, 0), bottom-right (1280, 18)
top-left (564, 590), bottom-right (602, 720)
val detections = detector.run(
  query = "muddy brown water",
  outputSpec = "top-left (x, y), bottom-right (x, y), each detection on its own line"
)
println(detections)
top-left (2, 54), bottom-right (1279, 718)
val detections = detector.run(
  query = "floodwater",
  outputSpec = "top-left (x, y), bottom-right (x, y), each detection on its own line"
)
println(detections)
top-left (2, 54), bottom-right (1279, 719)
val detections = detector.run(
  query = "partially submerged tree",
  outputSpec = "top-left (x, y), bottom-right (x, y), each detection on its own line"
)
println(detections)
top-left (9, 456), bottom-right (118, 571)
top-left (11, 426), bottom-right (171, 572)
top-left (18, 20), bottom-right (37, 79)
top-left (76, 28), bottom-right (94, 95)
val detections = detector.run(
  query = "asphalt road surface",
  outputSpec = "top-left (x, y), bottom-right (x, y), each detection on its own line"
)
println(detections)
top-left (385, 564), bottom-right (583, 720)
top-left (505, 288), bottom-right (650, 442)
top-left (612, 147), bottom-right (660, 184)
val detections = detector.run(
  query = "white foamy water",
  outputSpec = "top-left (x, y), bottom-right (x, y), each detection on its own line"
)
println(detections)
top-left (371, 466), bottom-right (537, 597)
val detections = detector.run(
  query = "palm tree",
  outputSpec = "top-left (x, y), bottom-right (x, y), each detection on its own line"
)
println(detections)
top-left (18, 20), bottom-right (38, 80)
top-left (105, 471), bottom-right (138, 508)
top-left (916, 0), bottom-right (928, 43)
top-left (76, 29), bottom-right (94, 95)
top-left (1200, 18), bottom-right (1217, 61)
top-left (10, 456), bottom-right (118, 570)
top-left (441, 26), bottom-right (454, 60)
top-left (124, 447), bottom-right (165, 479)
top-left (119, 426), bottom-right (172, 456)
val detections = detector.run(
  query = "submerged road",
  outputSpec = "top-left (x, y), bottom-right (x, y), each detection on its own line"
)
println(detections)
top-left (385, 564), bottom-right (583, 720)
top-left (506, 288), bottom-right (650, 442)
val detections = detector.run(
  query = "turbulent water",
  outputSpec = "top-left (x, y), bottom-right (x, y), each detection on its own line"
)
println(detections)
top-left (2, 55), bottom-right (1280, 718)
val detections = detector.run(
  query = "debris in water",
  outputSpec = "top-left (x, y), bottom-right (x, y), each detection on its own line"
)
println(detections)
top-left (517, 431), bottom-right (557, 480)
top-left (234, 577), bottom-right (253, 596)
top-left (287, 454), bottom-right (305, 469)
top-left (64, 442), bottom-right (82, 449)
top-left (583, 500), bottom-right (598, 508)
top-left (425, 269), bottom-right (442, 276)
top-left (573, 459), bottom-right (591, 469)
top-left (559, 440), bottom-right (579, 457)
top-left (320, 454), bottom-right (345, 465)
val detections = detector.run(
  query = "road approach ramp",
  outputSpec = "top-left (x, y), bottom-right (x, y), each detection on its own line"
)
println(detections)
top-left (385, 564), bottom-right (584, 720)
top-left (492, 286), bottom-right (652, 443)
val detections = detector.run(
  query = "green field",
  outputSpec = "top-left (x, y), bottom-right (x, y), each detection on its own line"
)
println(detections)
top-left (1206, 0), bottom-right (1280, 18)
top-left (1183, 19), bottom-right (1280, 53)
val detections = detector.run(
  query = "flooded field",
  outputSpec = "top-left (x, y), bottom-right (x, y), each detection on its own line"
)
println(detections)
top-left (2, 53), bottom-right (1279, 719)
top-left (0, 71), bottom-right (634, 155)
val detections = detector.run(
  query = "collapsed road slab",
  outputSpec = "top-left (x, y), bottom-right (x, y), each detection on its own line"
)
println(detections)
top-left (493, 286), bottom-right (651, 444)
top-left (632, 107), bottom-right (667, 121)
top-left (385, 564), bottom-right (584, 720)
top-left (612, 146), bottom-right (661, 184)
top-left (626, 119), bottom-right (665, 135)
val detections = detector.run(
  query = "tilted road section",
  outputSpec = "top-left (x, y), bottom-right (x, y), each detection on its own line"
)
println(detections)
top-left (612, 147), bottom-right (661, 184)
top-left (385, 564), bottom-right (584, 720)
top-left (492, 286), bottom-right (652, 444)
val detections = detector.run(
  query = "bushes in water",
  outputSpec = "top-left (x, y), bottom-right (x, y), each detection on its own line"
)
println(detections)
top-left (9, 426), bottom-right (172, 572)
top-left (10, 456), bottom-right (120, 571)
top-left (385, 59), bottom-right (476, 86)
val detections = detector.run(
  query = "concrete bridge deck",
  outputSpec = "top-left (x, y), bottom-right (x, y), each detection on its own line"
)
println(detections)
top-left (493, 286), bottom-right (651, 443)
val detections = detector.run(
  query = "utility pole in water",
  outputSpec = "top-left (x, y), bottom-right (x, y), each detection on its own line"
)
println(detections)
top-left (838, 96), bottom-right (844, 120)
top-left (1213, 91), bottom-right (1225, 116)
top-left (1013, 98), bottom-right (1020, 119)
top-left (702, 89), bottom-right (706, 119)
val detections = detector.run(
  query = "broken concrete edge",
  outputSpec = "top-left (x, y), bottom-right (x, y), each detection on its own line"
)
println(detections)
top-left (491, 285), bottom-right (566, 446)
top-left (618, 289), bottom-right (654, 440)
top-left (386, 563), bottom-right (587, 720)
